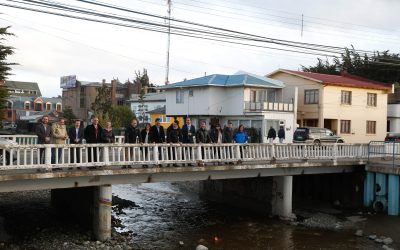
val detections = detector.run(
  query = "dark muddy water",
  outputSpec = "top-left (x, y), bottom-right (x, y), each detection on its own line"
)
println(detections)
top-left (113, 183), bottom-right (387, 250)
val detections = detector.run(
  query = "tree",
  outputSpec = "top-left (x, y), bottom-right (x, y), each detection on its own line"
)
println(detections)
top-left (134, 69), bottom-right (154, 123)
top-left (0, 26), bottom-right (16, 115)
top-left (91, 83), bottom-right (111, 114)
top-left (63, 106), bottom-right (77, 126)
top-left (301, 47), bottom-right (400, 84)
top-left (108, 105), bottom-right (135, 128)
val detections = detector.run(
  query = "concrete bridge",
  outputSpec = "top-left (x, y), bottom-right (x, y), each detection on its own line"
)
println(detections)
top-left (0, 136), bottom-right (392, 241)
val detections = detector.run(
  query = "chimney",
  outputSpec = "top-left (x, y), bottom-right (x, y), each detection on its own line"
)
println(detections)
top-left (111, 79), bottom-right (117, 105)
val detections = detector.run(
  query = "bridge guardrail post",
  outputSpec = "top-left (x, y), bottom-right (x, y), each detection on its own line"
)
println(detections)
top-left (302, 144), bottom-right (307, 160)
top-left (153, 145), bottom-right (159, 164)
top-left (332, 143), bottom-right (338, 161)
top-left (103, 146), bottom-right (110, 166)
top-left (196, 145), bottom-right (202, 163)
top-left (45, 145), bottom-right (52, 169)
top-left (235, 144), bottom-right (240, 161)
top-left (271, 144), bottom-right (276, 160)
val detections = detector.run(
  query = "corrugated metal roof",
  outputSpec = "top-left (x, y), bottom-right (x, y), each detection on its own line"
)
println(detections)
top-left (272, 69), bottom-right (392, 91)
top-left (159, 73), bottom-right (284, 89)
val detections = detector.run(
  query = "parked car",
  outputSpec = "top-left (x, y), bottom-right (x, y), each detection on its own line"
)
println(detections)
top-left (0, 138), bottom-right (18, 164)
top-left (385, 133), bottom-right (400, 142)
top-left (293, 127), bottom-right (344, 144)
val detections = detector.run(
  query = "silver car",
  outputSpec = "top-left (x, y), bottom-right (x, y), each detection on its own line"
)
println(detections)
top-left (293, 127), bottom-right (345, 144)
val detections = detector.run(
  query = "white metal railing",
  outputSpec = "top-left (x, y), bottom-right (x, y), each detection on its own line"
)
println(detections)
top-left (0, 135), bottom-right (38, 145)
top-left (244, 101), bottom-right (294, 112)
top-left (0, 143), bottom-right (374, 171)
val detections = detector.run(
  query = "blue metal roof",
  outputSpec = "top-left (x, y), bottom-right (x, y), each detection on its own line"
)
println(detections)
top-left (160, 73), bottom-right (284, 89)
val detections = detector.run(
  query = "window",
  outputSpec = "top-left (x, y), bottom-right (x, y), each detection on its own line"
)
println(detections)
top-left (35, 102), bottom-right (42, 111)
top-left (341, 91), bottom-right (352, 105)
top-left (159, 115), bottom-right (171, 123)
top-left (7, 111), bottom-right (12, 118)
top-left (80, 97), bottom-right (85, 108)
top-left (176, 90), bottom-right (184, 104)
top-left (46, 103), bottom-right (51, 110)
top-left (24, 101), bottom-right (30, 110)
top-left (340, 120), bottom-right (351, 134)
top-left (366, 121), bottom-right (376, 134)
top-left (250, 89), bottom-right (267, 103)
top-left (304, 89), bottom-right (319, 104)
top-left (367, 93), bottom-right (377, 107)
top-left (56, 103), bottom-right (62, 112)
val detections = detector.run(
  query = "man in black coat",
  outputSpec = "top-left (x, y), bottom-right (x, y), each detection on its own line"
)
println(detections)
top-left (150, 118), bottom-right (165, 143)
top-left (84, 117), bottom-right (102, 162)
top-left (125, 118), bottom-right (141, 144)
top-left (36, 115), bottom-right (51, 163)
top-left (181, 117), bottom-right (196, 143)
top-left (68, 119), bottom-right (84, 163)
top-left (222, 122), bottom-right (234, 143)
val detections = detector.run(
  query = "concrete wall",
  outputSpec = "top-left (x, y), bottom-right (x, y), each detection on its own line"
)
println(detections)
top-left (165, 87), bottom-right (244, 116)
top-left (270, 72), bottom-right (388, 143)
top-left (270, 72), bottom-right (322, 124)
top-left (323, 85), bottom-right (387, 143)
top-left (388, 104), bottom-right (400, 133)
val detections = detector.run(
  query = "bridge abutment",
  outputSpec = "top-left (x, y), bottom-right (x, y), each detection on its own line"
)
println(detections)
top-left (51, 185), bottom-right (112, 241)
top-left (271, 176), bottom-right (294, 219)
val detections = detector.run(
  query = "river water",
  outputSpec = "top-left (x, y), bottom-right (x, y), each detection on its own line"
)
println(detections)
top-left (113, 183), bottom-right (388, 250)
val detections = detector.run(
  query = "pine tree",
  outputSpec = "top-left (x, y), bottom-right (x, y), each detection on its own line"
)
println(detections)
top-left (0, 26), bottom-right (16, 115)
top-left (301, 47), bottom-right (400, 84)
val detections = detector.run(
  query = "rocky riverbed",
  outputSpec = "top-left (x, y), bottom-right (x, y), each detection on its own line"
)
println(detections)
top-left (1, 185), bottom-right (400, 250)
top-left (0, 190), bottom-right (137, 250)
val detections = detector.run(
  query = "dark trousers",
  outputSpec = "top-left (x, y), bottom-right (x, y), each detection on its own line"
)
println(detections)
top-left (40, 148), bottom-right (45, 164)
top-left (87, 146), bottom-right (98, 162)
top-left (70, 146), bottom-right (81, 163)
top-left (51, 148), bottom-right (63, 164)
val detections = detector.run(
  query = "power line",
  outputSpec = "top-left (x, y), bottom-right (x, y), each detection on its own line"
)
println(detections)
top-left (2, 0), bottom-right (400, 67)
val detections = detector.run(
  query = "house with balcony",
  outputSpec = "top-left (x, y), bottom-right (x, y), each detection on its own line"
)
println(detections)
top-left (160, 72), bottom-right (296, 143)
top-left (268, 69), bottom-right (392, 143)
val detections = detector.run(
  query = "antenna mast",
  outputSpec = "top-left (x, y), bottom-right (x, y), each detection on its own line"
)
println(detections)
top-left (165, 0), bottom-right (172, 85)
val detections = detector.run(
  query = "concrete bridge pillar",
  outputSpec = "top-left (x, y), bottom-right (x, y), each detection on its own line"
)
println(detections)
top-left (93, 185), bottom-right (112, 241)
top-left (51, 185), bottom-right (112, 242)
top-left (272, 175), bottom-right (293, 219)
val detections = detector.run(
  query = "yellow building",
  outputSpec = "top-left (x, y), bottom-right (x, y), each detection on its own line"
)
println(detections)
top-left (268, 69), bottom-right (392, 143)
top-left (147, 106), bottom-right (184, 128)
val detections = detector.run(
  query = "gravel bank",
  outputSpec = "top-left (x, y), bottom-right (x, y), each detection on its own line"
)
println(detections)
top-left (0, 190), bottom-right (137, 250)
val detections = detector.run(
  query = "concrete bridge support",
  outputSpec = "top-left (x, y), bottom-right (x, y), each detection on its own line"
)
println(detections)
top-left (51, 185), bottom-right (112, 241)
top-left (271, 176), bottom-right (293, 219)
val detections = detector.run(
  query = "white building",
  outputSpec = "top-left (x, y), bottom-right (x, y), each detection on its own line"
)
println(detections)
top-left (160, 72), bottom-right (297, 143)
top-left (127, 92), bottom-right (166, 124)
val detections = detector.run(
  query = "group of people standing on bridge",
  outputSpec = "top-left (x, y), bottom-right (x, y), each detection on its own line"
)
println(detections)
top-left (35, 115), bottom-right (259, 164)
top-left (124, 116), bottom-right (250, 145)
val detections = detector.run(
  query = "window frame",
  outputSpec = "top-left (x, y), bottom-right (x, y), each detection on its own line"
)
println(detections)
top-left (340, 120), bottom-right (351, 134)
top-left (341, 90), bottom-right (352, 105)
top-left (176, 90), bottom-right (184, 104)
top-left (366, 120), bottom-right (376, 134)
top-left (304, 89), bottom-right (319, 104)
top-left (367, 93), bottom-right (377, 107)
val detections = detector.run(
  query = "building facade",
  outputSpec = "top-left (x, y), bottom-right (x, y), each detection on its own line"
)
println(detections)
top-left (268, 69), bottom-right (392, 143)
top-left (128, 92), bottom-right (166, 124)
top-left (62, 77), bottom-right (132, 122)
top-left (161, 73), bottom-right (296, 143)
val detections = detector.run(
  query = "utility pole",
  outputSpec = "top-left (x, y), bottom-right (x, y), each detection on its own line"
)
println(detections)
top-left (301, 14), bottom-right (304, 37)
top-left (165, 0), bottom-right (172, 85)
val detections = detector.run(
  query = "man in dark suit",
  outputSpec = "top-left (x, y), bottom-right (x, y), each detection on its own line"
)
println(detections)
top-left (68, 119), bottom-right (84, 163)
top-left (150, 118), bottom-right (165, 143)
top-left (36, 115), bottom-right (51, 163)
top-left (84, 117), bottom-right (102, 162)
top-left (181, 117), bottom-right (196, 143)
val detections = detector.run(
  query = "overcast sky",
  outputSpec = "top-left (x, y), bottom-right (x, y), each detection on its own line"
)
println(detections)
top-left (0, 0), bottom-right (399, 97)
